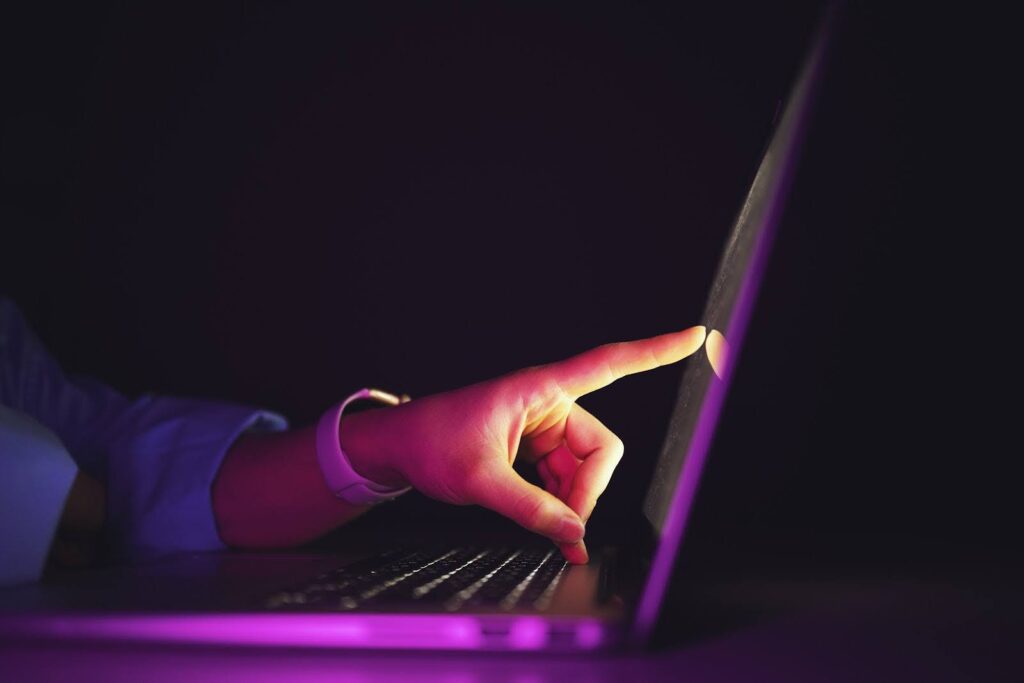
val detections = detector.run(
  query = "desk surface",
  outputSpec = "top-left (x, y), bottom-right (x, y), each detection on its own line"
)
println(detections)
top-left (2, 565), bottom-right (1020, 682)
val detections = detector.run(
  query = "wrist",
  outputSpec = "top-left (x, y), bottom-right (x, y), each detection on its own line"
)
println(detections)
top-left (337, 406), bottom-right (408, 489)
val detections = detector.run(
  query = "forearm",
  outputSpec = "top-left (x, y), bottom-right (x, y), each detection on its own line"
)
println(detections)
top-left (212, 409), bottom-right (398, 548)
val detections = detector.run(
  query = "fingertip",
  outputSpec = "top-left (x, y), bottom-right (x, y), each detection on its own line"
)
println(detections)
top-left (559, 540), bottom-right (589, 565)
top-left (691, 325), bottom-right (707, 345)
top-left (676, 324), bottom-right (707, 359)
top-left (673, 325), bottom-right (705, 351)
top-left (655, 325), bottom-right (706, 365)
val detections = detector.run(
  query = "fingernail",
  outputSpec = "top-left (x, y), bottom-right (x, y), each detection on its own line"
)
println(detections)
top-left (556, 515), bottom-right (585, 543)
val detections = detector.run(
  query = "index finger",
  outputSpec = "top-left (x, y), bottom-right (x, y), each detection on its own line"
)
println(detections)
top-left (546, 326), bottom-right (706, 398)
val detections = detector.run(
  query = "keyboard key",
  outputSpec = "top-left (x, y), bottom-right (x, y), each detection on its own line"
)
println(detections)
top-left (265, 546), bottom-right (566, 612)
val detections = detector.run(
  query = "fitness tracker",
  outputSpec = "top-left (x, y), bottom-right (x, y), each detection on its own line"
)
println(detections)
top-left (315, 388), bottom-right (412, 505)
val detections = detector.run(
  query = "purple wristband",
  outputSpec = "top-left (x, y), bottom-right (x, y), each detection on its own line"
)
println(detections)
top-left (315, 389), bottom-right (411, 505)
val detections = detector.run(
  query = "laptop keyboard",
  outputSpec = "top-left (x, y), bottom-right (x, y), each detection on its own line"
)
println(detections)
top-left (265, 547), bottom-right (569, 612)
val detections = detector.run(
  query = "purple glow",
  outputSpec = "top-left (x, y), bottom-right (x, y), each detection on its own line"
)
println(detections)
top-left (631, 17), bottom-right (832, 644)
top-left (509, 617), bottom-right (547, 649)
top-left (575, 620), bottom-right (604, 649)
top-left (0, 613), bottom-right (613, 652)
top-left (1, 579), bottom-right (1008, 681)
top-left (4, 614), bottom-right (484, 649)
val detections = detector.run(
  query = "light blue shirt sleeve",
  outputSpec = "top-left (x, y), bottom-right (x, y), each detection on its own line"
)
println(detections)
top-left (0, 298), bottom-right (289, 560)
top-left (0, 404), bottom-right (77, 584)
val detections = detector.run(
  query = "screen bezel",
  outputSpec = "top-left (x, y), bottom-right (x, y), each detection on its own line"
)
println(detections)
top-left (627, 8), bottom-right (836, 645)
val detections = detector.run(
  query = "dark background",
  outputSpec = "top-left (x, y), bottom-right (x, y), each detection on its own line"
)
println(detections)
top-left (0, 3), bottom-right (1010, 577)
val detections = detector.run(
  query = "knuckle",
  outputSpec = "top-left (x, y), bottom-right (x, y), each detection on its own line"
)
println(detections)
top-left (609, 435), bottom-right (625, 461)
top-left (523, 376), bottom-right (569, 415)
top-left (603, 341), bottom-right (626, 359)
top-left (525, 366), bottom-right (563, 394)
top-left (513, 365), bottom-right (546, 389)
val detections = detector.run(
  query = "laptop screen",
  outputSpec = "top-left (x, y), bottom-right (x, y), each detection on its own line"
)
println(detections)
top-left (633, 9), bottom-right (834, 641)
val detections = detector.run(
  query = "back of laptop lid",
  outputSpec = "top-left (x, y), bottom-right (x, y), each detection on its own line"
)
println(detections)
top-left (631, 8), bottom-right (836, 644)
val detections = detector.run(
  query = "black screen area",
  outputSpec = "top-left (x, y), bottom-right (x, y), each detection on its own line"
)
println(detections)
top-left (641, 23), bottom-right (826, 534)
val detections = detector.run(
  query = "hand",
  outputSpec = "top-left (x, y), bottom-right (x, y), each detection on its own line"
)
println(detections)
top-left (342, 325), bottom-right (707, 563)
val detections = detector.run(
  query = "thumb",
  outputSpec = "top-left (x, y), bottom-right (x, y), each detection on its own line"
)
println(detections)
top-left (469, 465), bottom-right (586, 545)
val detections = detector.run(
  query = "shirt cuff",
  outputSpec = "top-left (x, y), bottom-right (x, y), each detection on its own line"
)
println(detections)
top-left (103, 398), bottom-right (288, 560)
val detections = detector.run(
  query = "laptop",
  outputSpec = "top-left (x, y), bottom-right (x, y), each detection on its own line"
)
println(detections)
top-left (0, 11), bottom-right (832, 653)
